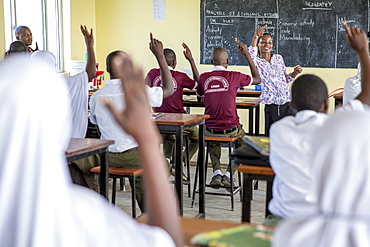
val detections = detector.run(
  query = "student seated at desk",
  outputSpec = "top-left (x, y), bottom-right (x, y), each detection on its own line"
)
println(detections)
top-left (197, 40), bottom-right (260, 188)
top-left (0, 54), bottom-right (181, 246)
top-left (31, 25), bottom-right (99, 190)
top-left (146, 43), bottom-right (199, 174)
top-left (266, 74), bottom-right (329, 225)
top-left (273, 23), bottom-right (370, 247)
top-left (89, 33), bottom-right (173, 213)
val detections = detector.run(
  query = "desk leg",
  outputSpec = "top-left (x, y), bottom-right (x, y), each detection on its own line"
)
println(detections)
top-left (100, 151), bottom-right (109, 200)
top-left (174, 127), bottom-right (184, 215)
top-left (198, 123), bottom-right (205, 218)
top-left (266, 180), bottom-right (273, 217)
top-left (255, 104), bottom-right (260, 136)
top-left (248, 107), bottom-right (253, 135)
top-left (242, 174), bottom-right (252, 222)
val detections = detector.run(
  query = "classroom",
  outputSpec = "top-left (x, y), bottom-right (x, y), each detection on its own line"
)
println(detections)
top-left (1, 0), bottom-right (369, 246)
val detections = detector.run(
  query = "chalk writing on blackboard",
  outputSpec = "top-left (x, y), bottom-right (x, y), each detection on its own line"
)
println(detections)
top-left (200, 0), bottom-right (369, 68)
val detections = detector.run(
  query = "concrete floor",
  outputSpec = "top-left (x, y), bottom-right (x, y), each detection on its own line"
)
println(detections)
top-left (110, 147), bottom-right (268, 224)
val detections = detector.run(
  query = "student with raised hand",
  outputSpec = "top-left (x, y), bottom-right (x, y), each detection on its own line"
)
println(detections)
top-left (89, 33), bottom-right (173, 214)
top-left (273, 23), bottom-right (370, 247)
top-left (0, 55), bottom-right (180, 247)
top-left (104, 52), bottom-right (182, 247)
top-left (146, 42), bottom-right (199, 175)
top-left (339, 22), bottom-right (370, 108)
top-left (32, 25), bottom-right (98, 189)
top-left (197, 39), bottom-right (260, 188)
top-left (249, 25), bottom-right (303, 136)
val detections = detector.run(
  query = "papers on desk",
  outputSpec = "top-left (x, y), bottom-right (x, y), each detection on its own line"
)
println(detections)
top-left (191, 225), bottom-right (272, 247)
top-left (151, 113), bottom-right (163, 119)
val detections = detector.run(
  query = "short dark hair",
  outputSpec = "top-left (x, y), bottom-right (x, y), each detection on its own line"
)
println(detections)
top-left (9, 41), bottom-right (27, 53)
top-left (106, 50), bottom-right (121, 77)
top-left (164, 48), bottom-right (176, 66)
top-left (291, 74), bottom-right (328, 111)
top-left (15, 26), bottom-right (29, 36)
top-left (257, 33), bottom-right (273, 44)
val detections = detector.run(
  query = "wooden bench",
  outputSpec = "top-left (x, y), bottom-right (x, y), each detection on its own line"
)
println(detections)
top-left (90, 166), bottom-right (143, 218)
top-left (237, 165), bottom-right (275, 222)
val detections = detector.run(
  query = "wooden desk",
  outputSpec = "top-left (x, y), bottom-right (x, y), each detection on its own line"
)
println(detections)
top-left (66, 138), bottom-right (114, 199)
top-left (154, 113), bottom-right (210, 217)
top-left (138, 216), bottom-right (273, 247)
top-left (237, 165), bottom-right (275, 223)
top-left (183, 97), bottom-right (262, 136)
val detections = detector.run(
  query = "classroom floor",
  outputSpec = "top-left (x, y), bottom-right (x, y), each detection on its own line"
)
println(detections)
top-left (108, 147), bottom-right (267, 224)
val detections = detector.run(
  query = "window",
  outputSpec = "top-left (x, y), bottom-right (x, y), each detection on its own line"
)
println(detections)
top-left (3, 0), bottom-right (64, 71)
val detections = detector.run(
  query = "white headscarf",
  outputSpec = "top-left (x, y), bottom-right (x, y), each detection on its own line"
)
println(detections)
top-left (0, 58), bottom-right (174, 246)
top-left (273, 110), bottom-right (370, 247)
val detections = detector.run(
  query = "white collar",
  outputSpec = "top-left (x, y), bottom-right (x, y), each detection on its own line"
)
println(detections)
top-left (106, 79), bottom-right (121, 85)
top-left (168, 66), bottom-right (174, 71)
top-left (212, 65), bottom-right (227, 71)
top-left (294, 110), bottom-right (320, 124)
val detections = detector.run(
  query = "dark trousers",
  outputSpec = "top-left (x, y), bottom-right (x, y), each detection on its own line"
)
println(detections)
top-left (264, 102), bottom-right (296, 136)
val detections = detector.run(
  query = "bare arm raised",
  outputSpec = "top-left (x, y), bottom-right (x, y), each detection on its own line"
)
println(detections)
top-left (80, 25), bottom-right (96, 81)
top-left (251, 25), bottom-right (267, 47)
top-left (149, 33), bottom-right (174, 98)
top-left (102, 53), bottom-right (183, 247)
top-left (343, 22), bottom-right (370, 106)
top-left (235, 38), bottom-right (261, 85)
top-left (182, 42), bottom-right (199, 82)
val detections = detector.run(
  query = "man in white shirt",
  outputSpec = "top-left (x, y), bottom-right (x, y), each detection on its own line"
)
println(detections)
top-left (89, 34), bottom-right (173, 212)
top-left (267, 74), bottom-right (329, 224)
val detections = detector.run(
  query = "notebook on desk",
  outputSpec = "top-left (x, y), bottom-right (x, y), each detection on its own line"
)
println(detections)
top-left (242, 135), bottom-right (270, 156)
top-left (190, 224), bottom-right (272, 247)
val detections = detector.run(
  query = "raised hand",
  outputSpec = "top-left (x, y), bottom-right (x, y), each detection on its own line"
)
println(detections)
top-left (149, 33), bottom-right (164, 58)
top-left (342, 22), bottom-right (368, 54)
top-left (80, 25), bottom-right (94, 48)
top-left (235, 38), bottom-right (249, 55)
top-left (182, 42), bottom-right (194, 61)
top-left (254, 25), bottom-right (267, 38)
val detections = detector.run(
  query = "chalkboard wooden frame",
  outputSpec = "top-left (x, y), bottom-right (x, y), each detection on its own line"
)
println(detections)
top-left (200, 0), bottom-right (369, 68)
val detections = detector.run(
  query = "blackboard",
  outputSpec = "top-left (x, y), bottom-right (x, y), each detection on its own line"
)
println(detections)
top-left (200, 0), bottom-right (369, 68)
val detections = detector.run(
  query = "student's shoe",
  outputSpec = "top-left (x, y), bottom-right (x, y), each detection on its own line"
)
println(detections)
top-left (209, 174), bottom-right (222, 188)
top-left (222, 175), bottom-right (235, 192)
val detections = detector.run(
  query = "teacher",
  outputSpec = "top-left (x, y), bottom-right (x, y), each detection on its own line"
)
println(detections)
top-left (249, 25), bottom-right (303, 136)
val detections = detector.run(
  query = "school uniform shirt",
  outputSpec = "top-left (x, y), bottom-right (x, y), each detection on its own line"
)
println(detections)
top-left (343, 63), bottom-right (361, 105)
top-left (197, 66), bottom-right (252, 131)
top-left (147, 66), bottom-right (196, 113)
top-left (269, 110), bottom-right (329, 219)
top-left (273, 110), bottom-right (370, 247)
top-left (89, 79), bottom-right (163, 152)
top-left (248, 46), bottom-right (294, 105)
top-left (337, 98), bottom-right (370, 112)
top-left (0, 57), bottom-right (174, 247)
top-left (64, 71), bottom-right (89, 138)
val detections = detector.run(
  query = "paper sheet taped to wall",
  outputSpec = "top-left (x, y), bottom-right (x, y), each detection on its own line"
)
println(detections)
top-left (153, 0), bottom-right (166, 20)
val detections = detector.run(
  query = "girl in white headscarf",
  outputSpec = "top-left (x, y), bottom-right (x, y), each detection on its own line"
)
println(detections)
top-left (0, 57), bottom-right (180, 246)
top-left (273, 110), bottom-right (370, 247)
